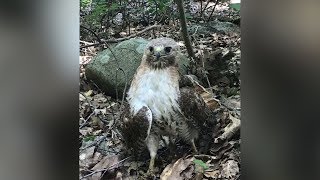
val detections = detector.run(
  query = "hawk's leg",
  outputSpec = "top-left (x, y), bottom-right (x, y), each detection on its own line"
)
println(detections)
top-left (191, 139), bottom-right (199, 154)
top-left (146, 134), bottom-right (160, 174)
top-left (162, 136), bottom-right (177, 159)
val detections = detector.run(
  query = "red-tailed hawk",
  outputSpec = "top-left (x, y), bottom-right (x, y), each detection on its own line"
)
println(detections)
top-left (120, 37), bottom-right (217, 174)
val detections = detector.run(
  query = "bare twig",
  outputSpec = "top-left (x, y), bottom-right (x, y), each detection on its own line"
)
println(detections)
top-left (80, 24), bottom-right (160, 49)
top-left (79, 92), bottom-right (96, 128)
top-left (80, 25), bottom-right (102, 44)
top-left (80, 40), bottom-right (94, 45)
top-left (207, 0), bottom-right (220, 22)
top-left (80, 134), bottom-right (108, 152)
top-left (201, 54), bottom-right (212, 88)
top-left (200, 0), bottom-right (203, 15)
top-left (79, 110), bottom-right (95, 129)
top-left (199, 0), bottom-right (211, 17)
top-left (115, 68), bottom-right (128, 115)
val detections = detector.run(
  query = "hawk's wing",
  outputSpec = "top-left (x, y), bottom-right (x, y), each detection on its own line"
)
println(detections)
top-left (120, 105), bottom-right (152, 155)
top-left (179, 75), bottom-right (220, 124)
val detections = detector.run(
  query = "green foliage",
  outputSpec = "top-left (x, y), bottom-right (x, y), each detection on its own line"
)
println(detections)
top-left (158, 0), bottom-right (172, 12)
top-left (147, 0), bottom-right (172, 13)
top-left (185, 12), bottom-right (193, 20)
top-left (80, 0), bottom-right (92, 9)
top-left (81, 0), bottom-right (123, 29)
top-left (229, 0), bottom-right (241, 11)
top-left (229, 3), bottom-right (240, 11)
top-left (109, 3), bottom-right (120, 11)
top-left (193, 158), bottom-right (209, 170)
top-left (83, 135), bottom-right (96, 142)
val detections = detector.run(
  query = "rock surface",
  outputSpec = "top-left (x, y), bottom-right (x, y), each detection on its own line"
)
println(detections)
top-left (188, 20), bottom-right (240, 36)
top-left (86, 38), bottom-right (190, 98)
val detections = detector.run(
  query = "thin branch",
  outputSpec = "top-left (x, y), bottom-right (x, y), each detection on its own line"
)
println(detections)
top-left (80, 134), bottom-right (108, 152)
top-left (80, 24), bottom-right (160, 49)
top-left (199, 0), bottom-right (211, 17)
top-left (79, 92), bottom-right (96, 129)
top-left (80, 25), bottom-right (102, 44)
top-left (79, 110), bottom-right (95, 129)
top-left (80, 40), bottom-right (94, 45)
top-left (207, 0), bottom-right (220, 22)
top-left (80, 156), bottom-right (132, 179)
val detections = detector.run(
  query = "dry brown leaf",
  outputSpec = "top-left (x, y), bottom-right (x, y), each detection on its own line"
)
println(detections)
top-left (79, 146), bottom-right (97, 169)
top-left (220, 159), bottom-right (239, 179)
top-left (90, 155), bottom-right (120, 180)
top-left (204, 170), bottom-right (219, 178)
top-left (93, 129), bottom-right (103, 136)
top-left (160, 157), bottom-right (194, 180)
top-left (80, 56), bottom-right (93, 64)
top-left (80, 146), bottom-right (95, 161)
top-left (92, 152), bottom-right (103, 163)
top-left (94, 108), bottom-right (107, 115)
top-left (79, 127), bottom-right (93, 136)
top-left (215, 115), bottom-right (240, 143)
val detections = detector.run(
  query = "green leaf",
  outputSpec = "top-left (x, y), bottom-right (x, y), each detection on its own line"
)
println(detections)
top-left (81, 0), bottom-right (92, 9)
top-left (229, 3), bottom-right (240, 11)
top-left (110, 3), bottom-right (119, 11)
top-left (83, 135), bottom-right (96, 142)
top-left (193, 159), bottom-right (208, 170)
top-left (185, 13), bottom-right (192, 19)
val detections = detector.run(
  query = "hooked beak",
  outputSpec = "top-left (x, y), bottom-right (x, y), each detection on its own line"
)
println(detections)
top-left (155, 52), bottom-right (161, 60)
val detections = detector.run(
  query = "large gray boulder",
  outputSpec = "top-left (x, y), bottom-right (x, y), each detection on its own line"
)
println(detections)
top-left (188, 20), bottom-right (240, 36)
top-left (85, 38), bottom-right (189, 98)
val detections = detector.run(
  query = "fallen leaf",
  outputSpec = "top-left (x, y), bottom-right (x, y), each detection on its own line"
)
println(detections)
top-left (80, 146), bottom-right (95, 161)
top-left (80, 56), bottom-right (93, 64)
top-left (204, 170), bottom-right (219, 178)
top-left (215, 115), bottom-right (240, 143)
top-left (79, 93), bottom-right (86, 101)
top-left (93, 130), bottom-right (102, 136)
top-left (79, 146), bottom-right (97, 169)
top-left (79, 127), bottom-right (93, 136)
top-left (221, 159), bottom-right (239, 179)
top-left (94, 108), bottom-right (107, 115)
top-left (90, 155), bottom-right (120, 180)
top-left (160, 157), bottom-right (194, 180)
top-left (84, 90), bottom-right (93, 97)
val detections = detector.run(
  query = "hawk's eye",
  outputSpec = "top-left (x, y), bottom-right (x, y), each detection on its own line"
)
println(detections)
top-left (164, 47), bottom-right (172, 53)
top-left (149, 46), bottom-right (154, 52)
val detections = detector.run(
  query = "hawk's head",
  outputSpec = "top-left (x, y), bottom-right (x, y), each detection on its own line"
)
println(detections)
top-left (144, 37), bottom-right (180, 69)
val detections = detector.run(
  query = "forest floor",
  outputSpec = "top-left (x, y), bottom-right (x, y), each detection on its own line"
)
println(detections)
top-left (79, 2), bottom-right (240, 180)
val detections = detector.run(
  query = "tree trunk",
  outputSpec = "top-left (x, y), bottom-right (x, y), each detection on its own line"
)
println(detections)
top-left (175, 0), bottom-right (195, 59)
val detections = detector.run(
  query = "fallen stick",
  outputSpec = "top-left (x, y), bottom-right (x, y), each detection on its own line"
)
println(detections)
top-left (80, 24), bottom-right (161, 49)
